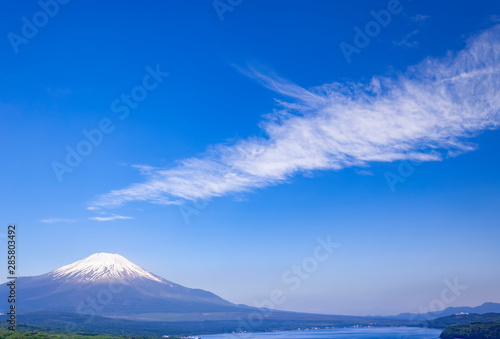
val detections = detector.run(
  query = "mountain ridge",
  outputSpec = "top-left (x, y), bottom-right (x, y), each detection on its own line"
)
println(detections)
top-left (389, 302), bottom-right (500, 321)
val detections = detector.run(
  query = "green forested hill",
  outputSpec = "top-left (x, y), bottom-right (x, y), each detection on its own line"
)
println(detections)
top-left (440, 321), bottom-right (500, 339)
top-left (423, 313), bottom-right (500, 328)
top-left (0, 324), bottom-right (130, 339)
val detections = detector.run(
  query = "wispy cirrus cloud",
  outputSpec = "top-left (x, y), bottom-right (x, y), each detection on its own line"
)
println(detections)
top-left (40, 218), bottom-right (77, 224)
top-left (393, 28), bottom-right (422, 48)
top-left (90, 26), bottom-right (500, 210)
top-left (411, 14), bottom-right (430, 23)
top-left (88, 214), bottom-right (134, 222)
top-left (393, 14), bottom-right (430, 48)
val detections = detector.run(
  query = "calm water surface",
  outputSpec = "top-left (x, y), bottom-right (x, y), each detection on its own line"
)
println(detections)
top-left (202, 327), bottom-right (442, 339)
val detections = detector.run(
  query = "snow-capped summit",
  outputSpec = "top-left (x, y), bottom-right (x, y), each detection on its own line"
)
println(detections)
top-left (51, 252), bottom-right (163, 282)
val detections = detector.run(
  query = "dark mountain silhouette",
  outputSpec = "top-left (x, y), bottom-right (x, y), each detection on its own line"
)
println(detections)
top-left (391, 302), bottom-right (500, 321)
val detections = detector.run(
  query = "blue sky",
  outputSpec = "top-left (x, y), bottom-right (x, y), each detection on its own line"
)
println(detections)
top-left (1, 0), bottom-right (500, 316)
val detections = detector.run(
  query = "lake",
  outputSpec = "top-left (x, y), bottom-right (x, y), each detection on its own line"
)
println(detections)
top-left (202, 327), bottom-right (442, 339)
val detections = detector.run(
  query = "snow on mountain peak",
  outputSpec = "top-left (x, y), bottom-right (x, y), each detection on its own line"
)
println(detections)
top-left (51, 252), bottom-right (163, 282)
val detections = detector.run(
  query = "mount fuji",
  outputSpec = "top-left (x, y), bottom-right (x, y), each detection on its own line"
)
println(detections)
top-left (0, 253), bottom-right (249, 319)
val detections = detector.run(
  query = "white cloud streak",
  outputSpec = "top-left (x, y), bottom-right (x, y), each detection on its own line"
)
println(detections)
top-left (40, 218), bottom-right (77, 224)
top-left (88, 214), bottom-right (134, 222)
top-left (90, 26), bottom-right (500, 209)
